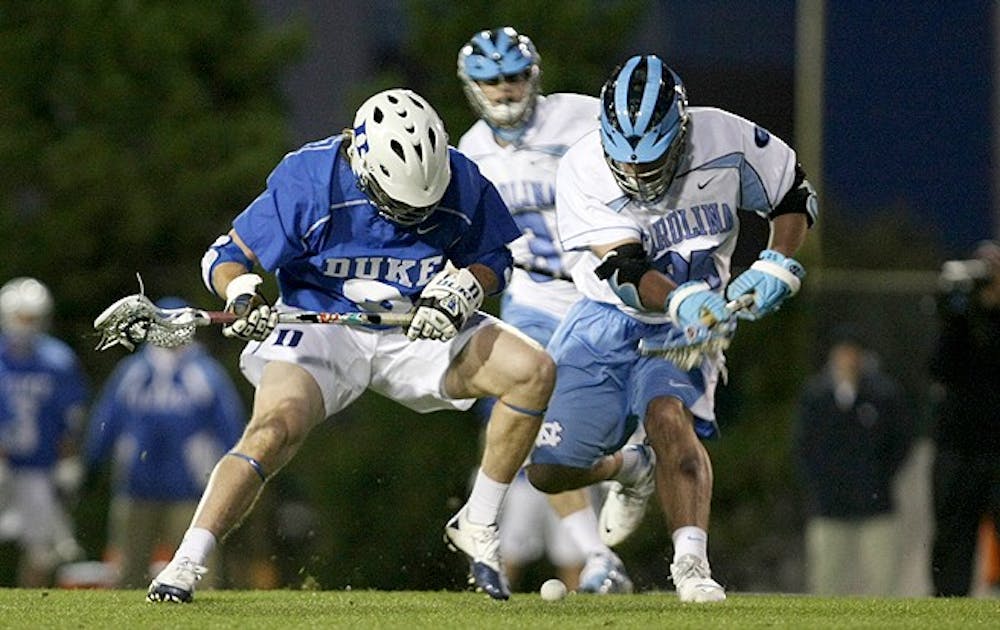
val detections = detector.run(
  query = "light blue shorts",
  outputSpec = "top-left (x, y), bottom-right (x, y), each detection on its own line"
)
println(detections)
top-left (500, 294), bottom-right (561, 348)
top-left (532, 299), bottom-right (720, 469)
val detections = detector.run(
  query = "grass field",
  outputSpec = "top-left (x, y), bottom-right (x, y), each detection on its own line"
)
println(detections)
top-left (0, 589), bottom-right (997, 629)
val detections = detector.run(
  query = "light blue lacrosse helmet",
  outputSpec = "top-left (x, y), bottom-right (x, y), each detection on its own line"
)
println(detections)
top-left (600, 54), bottom-right (689, 201)
top-left (457, 27), bottom-right (541, 130)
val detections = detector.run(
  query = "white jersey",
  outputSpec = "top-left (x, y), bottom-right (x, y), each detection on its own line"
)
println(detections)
top-left (556, 106), bottom-right (803, 324)
top-left (459, 93), bottom-right (599, 319)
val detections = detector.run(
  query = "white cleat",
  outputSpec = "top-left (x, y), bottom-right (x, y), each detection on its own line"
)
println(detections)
top-left (670, 554), bottom-right (726, 603)
top-left (599, 444), bottom-right (656, 547)
top-left (578, 550), bottom-right (633, 594)
top-left (146, 557), bottom-right (207, 603)
top-left (444, 507), bottom-right (510, 600)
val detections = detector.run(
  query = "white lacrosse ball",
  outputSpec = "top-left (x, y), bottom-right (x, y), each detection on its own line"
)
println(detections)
top-left (540, 578), bottom-right (567, 601)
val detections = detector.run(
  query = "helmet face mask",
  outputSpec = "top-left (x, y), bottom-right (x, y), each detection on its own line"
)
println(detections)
top-left (356, 171), bottom-right (438, 226)
top-left (605, 125), bottom-right (687, 202)
top-left (0, 277), bottom-right (52, 345)
top-left (457, 27), bottom-right (541, 131)
top-left (599, 55), bottom-right (689, 202)
top-left (347, 89), bottom-right (451, 226)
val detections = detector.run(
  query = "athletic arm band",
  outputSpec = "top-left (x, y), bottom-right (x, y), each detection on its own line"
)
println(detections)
top-left (771, 163), bottom-right (818, 227)
top-left (201, 234), bottom-right (254, 297)
top-left (593, 242), bottom-right (653, 310)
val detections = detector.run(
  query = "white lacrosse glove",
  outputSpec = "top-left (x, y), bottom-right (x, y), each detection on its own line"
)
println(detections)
top-left (725, 249), bottom-right (805, 320)
top-left (666, 281), bottom-right (731, 344)
top-left (222, 273), bottom-right (278, 341)
top-left (407, 267), bottom-right (484, 341)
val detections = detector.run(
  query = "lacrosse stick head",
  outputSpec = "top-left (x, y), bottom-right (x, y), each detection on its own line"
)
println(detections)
top-left (94, 294), bottom-right (196, 352)
top-left (638, 320), bottom-right (737, 370)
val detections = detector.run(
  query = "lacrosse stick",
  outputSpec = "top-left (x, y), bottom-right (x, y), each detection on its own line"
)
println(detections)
top-left (637, 294), bottom-right (755, 370)
top-left (513, 262), bottom-right (573, 281)
top-left (94, 293), bottom-right (413, 352)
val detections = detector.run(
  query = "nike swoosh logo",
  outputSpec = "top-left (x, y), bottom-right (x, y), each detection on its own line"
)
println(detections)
top-left (667, 379), bottom-right (694, 389)
top-left (416, 224), bottom-right (439, 234)
top-left (697, 176), bottom-right (716, 189)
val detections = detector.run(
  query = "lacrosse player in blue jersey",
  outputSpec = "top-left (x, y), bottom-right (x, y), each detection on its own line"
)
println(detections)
top-left (0, 277), bottom-right (89, 587)
top-left (457, 27), bottom-right (633, 594)
top-left (146, 89), bottom-right (553, 603)
top-left (526, 55), bottom-right (817, 602)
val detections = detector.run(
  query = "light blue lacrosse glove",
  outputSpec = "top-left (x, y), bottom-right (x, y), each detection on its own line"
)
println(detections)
top-left (725, 249), bottom-right (805, 320)
top-left (665, 281), bottom-right (731, 344)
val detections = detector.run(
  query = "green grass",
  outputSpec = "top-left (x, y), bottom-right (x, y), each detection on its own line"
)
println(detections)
top-left (0, 589), bottom-right (997, 629)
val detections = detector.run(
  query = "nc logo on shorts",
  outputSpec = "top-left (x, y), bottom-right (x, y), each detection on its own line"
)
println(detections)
top-left (535, 420), bottom-right (563, 447)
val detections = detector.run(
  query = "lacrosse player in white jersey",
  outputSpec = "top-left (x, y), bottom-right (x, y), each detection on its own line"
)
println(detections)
top-left (526, 54), bottom-right (817, 602)
top-left (146, 88), bottom-right (554, 603)
top-left (456, 27), bottom-right (635, 594)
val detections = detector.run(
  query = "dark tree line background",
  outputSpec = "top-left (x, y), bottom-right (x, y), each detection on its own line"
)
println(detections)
top-left (0, 0), bottom-right (942, 593)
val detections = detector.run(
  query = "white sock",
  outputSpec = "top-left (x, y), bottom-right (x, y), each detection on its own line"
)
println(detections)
top-left (174, 527), bottom-right (217, 566)
top-left (672, 526), bottom-right (708, 562)
top-left (613, 445), bottom-right (647, 485)
top-left (561, 507), bottom-right (610, 558)
top-left (465, 469), bottom-right (509, 525)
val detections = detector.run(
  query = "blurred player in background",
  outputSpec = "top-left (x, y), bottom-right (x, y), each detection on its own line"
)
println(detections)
top-left (527, 54), bottom-right (818, 602)
top-left (146, 88), bottom-right (553, 603)
top-left (85, 296), bottom-right (245, 589)
top-left (456, 27), bottom-right (632, 594)
top-left (929, 240), bottom-right (1000, 596)
top-left (0, 277), bottom-right (88, 587)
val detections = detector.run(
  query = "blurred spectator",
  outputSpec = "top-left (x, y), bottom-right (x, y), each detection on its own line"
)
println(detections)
top-left (0, 277), bottom-right (88, 587)
top-left (793, 325), bottom-right (914, 595)
top-left (929, 240), bottom-right (1000, 597)
top-left (84, 297), bottom-right (245, 589)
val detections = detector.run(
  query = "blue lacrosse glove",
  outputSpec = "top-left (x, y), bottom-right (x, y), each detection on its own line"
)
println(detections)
top-left (725, 249), bottom-right (805, 320)
top-left (665, 281), bottom-right (731, 343)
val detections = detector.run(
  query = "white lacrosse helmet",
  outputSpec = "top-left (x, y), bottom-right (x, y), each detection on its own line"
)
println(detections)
top-left (0, 277), bottom-right (53, 341)
top-left (348, 89), bottom-right (451, 226)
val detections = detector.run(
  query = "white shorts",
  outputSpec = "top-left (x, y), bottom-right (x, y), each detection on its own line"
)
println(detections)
top-left (239, 311), bottom-right (497, 418)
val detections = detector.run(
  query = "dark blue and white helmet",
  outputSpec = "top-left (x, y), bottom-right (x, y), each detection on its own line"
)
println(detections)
top-left (600, 55), bottom-right (689, 201)
top-left (457, 27), bottom-right (541, 130)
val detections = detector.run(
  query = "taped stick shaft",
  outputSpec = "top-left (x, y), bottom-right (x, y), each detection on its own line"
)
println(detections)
top-left (203, 310), bottom-right (413, 327)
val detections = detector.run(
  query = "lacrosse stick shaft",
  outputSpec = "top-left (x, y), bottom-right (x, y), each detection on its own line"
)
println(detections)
top-left (702, 293), bottom-right (755, 324)
top-left (513, 262), bottom-right (573, 282)
top-left (204, 310), bottom-right (413, 327)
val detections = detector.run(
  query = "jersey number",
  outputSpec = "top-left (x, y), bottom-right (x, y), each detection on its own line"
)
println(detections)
top-left (273, 329), bottom-right (303, 348)
top-left (661, 249), bottom-right (721, 289)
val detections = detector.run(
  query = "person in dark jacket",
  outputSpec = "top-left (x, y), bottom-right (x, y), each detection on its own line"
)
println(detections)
top-left (929, 240), bottom-right (1000, 597)
top-left (794, 326), bottom-right (914, 595)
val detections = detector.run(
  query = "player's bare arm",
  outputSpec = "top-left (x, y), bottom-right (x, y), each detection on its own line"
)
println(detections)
top-left (591, 239), bottom-right (678, 312)
top-left (466, 262), bottom-right (500, 295)
top-left (208, 229), bottom-right (259, 296)
top-left (765, 212), bottom-right (809, 258)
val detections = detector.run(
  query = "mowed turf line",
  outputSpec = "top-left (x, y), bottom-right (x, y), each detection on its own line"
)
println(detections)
top-left (0, 589), bottom-right (997, 629)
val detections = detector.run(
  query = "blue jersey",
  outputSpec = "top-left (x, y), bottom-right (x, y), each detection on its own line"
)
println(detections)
top-left (231, 135), bottom-right (520, 314)
top-left (0, 335), bottom-right (88, 470)
top-left (84, 344), bottom-right (245, 501)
